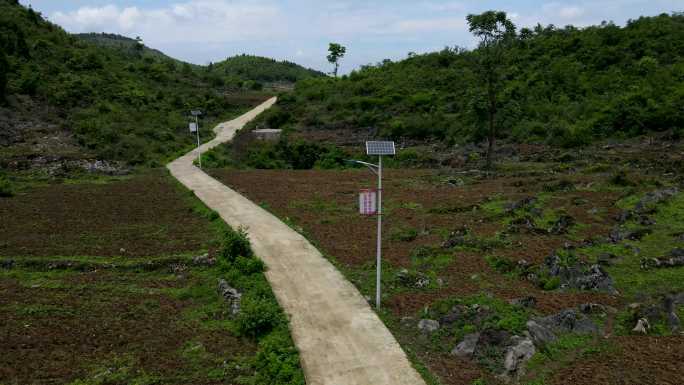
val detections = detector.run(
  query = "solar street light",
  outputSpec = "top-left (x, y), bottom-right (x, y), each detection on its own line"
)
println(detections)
top-left (348, 141), bottom-right (396, 308)
top-left (190, 109), bottom-right (202, 168)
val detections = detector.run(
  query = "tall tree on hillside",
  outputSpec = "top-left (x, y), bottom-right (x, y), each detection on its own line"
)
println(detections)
top-left (466, 11), bottom-right (516, 168)
top-left (327, 43), bottom-right (346, 78)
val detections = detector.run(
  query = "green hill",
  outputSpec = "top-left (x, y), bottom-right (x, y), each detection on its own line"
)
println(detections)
top-left (248, 13), bottom-right (684, 148)
top-left (0, 1), bottom-right (314, 169)
top-left (213, 54), bottom-right (324, 84)
top-left (75, 32), bottom-right (184, 64)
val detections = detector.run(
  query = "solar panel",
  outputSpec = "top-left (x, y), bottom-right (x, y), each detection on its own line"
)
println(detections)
top-left (190, 110), bottom-right (202, 116)
top-left (366, 141), bottom-right (396, 155)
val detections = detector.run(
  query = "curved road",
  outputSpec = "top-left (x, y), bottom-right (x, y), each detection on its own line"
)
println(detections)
top-left (168, 97), bottom-right (426, 385)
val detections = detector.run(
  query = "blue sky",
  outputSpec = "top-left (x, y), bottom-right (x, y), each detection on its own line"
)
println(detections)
top-left (20, 0), bottom-right (684, 73)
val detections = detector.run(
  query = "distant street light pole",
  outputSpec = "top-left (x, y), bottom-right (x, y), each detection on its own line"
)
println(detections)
top-left (349, 141), bottom-right (396, 309)
top-left (190, 110), bottom-right (202, 168)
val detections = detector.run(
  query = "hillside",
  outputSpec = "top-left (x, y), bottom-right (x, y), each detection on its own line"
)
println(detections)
top-left (0, 1), bottom-right (313, 171)
top-left (213, 54), bottom-right (324, 84)
top-left (75, 32), bottom-right (183, 64)
top-left (246, 13), bottom-right (684, 151)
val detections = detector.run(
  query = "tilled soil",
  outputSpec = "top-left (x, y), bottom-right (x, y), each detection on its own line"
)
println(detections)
top-left (0, 172), bottom-right (214, 258)
top-left (210, 167), bottom-right (682, 385)
top-left (0, 270), bottom-right (255, 385)
top-left (548, 336), bottom-right (684, 385)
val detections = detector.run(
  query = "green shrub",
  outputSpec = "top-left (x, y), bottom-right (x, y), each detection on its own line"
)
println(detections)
top-left (247, 328), bottom-right (306, 385)
top-left (236, 295), bottom-right (281, 338)
top-left (234, 255), bottom-right (265, 275)
top-left (219, 226), bottom-right (253, 262)
top-left (0, 174), bottom-right (14, 197)
top-left (542, 276), bottom-right (561, 291)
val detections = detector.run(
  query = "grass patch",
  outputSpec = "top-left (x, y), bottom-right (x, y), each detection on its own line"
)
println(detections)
top-left (522, 334), bottom-right (614, 385)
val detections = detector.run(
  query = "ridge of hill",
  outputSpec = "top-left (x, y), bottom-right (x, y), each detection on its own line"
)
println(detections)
top-left (247, 13), bottom-right (684, 150)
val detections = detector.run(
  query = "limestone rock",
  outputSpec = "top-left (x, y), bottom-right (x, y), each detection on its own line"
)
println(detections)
top-left (503, 336), bottom-right (536, 376)
top-left (526, 320), bottom-right (557, 348)
top-left (217, 279), bottom-right (242, 316)
top-left (451, 333), bottom-right (480, 358)
top-left (417, 319), bottom-right (440, 333)
top-left (632, 318), bottom-right (650, 334)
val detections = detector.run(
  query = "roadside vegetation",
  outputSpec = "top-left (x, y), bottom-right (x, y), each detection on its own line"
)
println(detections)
top-left (0, 171), bottom-right (304, 384)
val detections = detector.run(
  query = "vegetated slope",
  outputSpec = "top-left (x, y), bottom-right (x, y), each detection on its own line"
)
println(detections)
top-left (251, 13), bottom-right (684, 148)
top-left (0, 1), bottom-right (310, 168)
top-left (75, 32), bottom-right (181, 64)
top-left (213, 54), bottom-right (324, 85)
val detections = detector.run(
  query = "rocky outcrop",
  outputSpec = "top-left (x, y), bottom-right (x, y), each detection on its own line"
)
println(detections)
top-left (451, 332), bottom-right (480, 358)
top-left (543, 254), bottom-right (618, 294)
top-left (217, 279), bottom-right (242, 317)
top-left (503, 336), bottom-right (536, 378)
top-left (417, 319), bottom-right (440, 333)
top-left (641, 249), bottom-right (684, 269)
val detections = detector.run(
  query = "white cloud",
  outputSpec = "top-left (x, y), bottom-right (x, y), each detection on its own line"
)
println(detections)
top-left (388, 17), bottom-right (465, 33)
top-left (558, 6), bottom-right (585, 20)
top-left (51, 1), bottom-right (283, 44)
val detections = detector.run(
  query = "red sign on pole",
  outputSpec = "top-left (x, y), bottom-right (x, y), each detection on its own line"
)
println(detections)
top-left (359, 189), bottom-right (377, 215)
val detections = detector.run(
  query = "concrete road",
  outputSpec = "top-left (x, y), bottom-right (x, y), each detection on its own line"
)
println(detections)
top-left (168, 97), bottom-right (426, 385)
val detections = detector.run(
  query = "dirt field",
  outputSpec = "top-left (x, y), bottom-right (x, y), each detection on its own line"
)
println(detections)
top-left (0, 172), bottom-right (214, 257)
top-left (210, 146), bottom-right (684, 385)
top-left (0, 172), bottom-right (264, 385)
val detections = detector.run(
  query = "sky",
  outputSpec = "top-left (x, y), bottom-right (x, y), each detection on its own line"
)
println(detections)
top-left (19, 0), bottom-right (684, 74)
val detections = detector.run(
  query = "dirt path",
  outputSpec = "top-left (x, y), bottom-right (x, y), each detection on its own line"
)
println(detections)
top-left (168, 98), bottom-right (425, 385)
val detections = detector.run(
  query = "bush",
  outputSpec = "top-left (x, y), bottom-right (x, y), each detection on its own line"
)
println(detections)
top-left (236, 295), bottom-right (281, 338)
top-left (247, 328), bottom-right (306, 385)
top-left (219, 226), bottom-right (253, 262)
top-left (0, 174), bottom-right (14, 197)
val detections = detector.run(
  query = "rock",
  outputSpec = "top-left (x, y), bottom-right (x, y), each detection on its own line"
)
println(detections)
top-left (503, 336), bottom-right (536, 377)
top-left (616, 210), bottom-right (632, 223)
top-left (579, 303), bottom-right (607, 315)
top-left (634, 187), bottom-right (679, 213)
top-left (575, 265), bottom-right (618, 294)
top-left (400, 316), bottom-right (415, 327)
top-left (119, 248), bottom-right (126, 254)
top-left (439, 306), bottom-right (464, 326)
top-left (549, 215), bottom-right (575, 235)
top-left (664, 296), bottom-right (681, 332)
top-left (543, 254), bottom-right (617, 294)
top-left (632, 318), bottom-right (650, 334)
top-left (192, 253), bottom-right (216, 266)
top-left (509, 296), bottom-right (537, 309)
top-left (641, 249), bottom-right (684, 269)
top-left (597, 253), bottom-right (622, 267)
top-left (170, 263), bottom-right (188, 275)
top-left (667, 312), bottom-right (681, 333)
top-left (217, 279), bottom-right (241, 316)
top-left (506, 197), bottom-right (537, 213)
top-left (536, 309), bottom-right (599, 335)
top-left (0, 259), bottom-right (14, 270)
top-left (526, 320), bottom-right (557, 348)
top-left (396, 269), bottom-right (431, 289)
top-left (442, 226), bottom-right (469, 248)
top-left (417, 319), bottom-right (440, 333)
top-left (476, 328), bottom-right (510, 348)
top-left (415, 277), bottom-right (431, 288)
top-left (610, 227), bottom-right (652, 243)
top-left (451, 332), bottom-right (480, 358)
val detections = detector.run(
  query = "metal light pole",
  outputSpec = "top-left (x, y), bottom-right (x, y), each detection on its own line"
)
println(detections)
top-left (190, 110), bottom-right (202, 168)
top-left (349, 141), bottom-right (395, 309)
